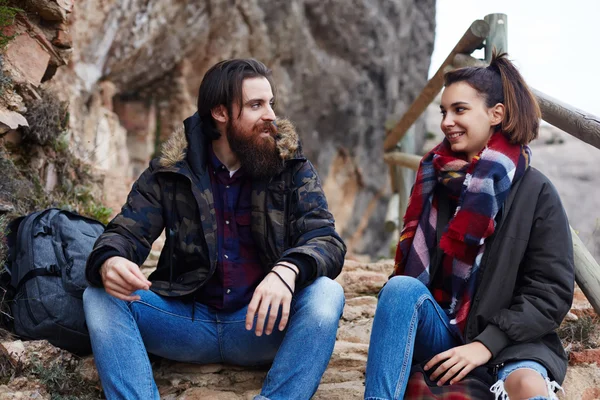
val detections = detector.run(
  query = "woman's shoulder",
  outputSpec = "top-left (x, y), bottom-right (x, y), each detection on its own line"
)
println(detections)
top-left (518, 167), bottom-right (560, 196)
top-left (521, 166), bottom-right (552, 185)
top-left (515, 167), bottom-right (565, 212)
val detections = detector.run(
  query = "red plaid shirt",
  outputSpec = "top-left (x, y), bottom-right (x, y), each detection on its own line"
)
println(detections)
top-left (194, 145), bottom-right (264, 311)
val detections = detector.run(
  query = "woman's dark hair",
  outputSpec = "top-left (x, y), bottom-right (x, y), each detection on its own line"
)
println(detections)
top-left (197, 59), bottom-right (275, 139)
top-left (443, 51), bottom-right (541, 144)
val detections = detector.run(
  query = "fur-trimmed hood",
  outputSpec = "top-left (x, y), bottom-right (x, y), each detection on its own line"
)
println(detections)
top-left (159, 118), bottom-right (300, 168)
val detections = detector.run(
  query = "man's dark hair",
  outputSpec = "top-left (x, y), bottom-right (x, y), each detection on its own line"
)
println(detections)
top-left (197, 59), bottom-right (275, 140)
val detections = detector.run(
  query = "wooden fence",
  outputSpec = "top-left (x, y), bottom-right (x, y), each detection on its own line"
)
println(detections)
top-left (384, 14), bottom-right (600, 315)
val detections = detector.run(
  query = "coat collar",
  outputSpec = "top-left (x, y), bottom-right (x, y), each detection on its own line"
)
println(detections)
top-left (158, 113), bottom-right (303, 176)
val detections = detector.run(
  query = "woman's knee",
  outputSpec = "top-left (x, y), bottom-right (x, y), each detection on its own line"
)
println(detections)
top-left (378, 275), bottom-right (429, 306)
top-left (504, 369), bottom-right (549, 399)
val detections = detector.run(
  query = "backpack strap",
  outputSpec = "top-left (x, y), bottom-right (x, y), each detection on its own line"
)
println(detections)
top-left (15, 265), bottom-right (61, 293)
top-left (5, 216), bottom-right (26, 274)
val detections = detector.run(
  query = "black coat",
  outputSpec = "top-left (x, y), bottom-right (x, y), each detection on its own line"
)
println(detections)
top-left (457, 167), bottom-right (574, 383)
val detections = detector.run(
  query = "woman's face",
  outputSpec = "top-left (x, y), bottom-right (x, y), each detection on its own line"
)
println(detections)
top-left (439, 81), bottom-right (504, 161)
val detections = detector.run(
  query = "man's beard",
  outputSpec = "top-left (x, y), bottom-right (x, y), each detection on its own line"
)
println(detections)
top-left (226, 119), bottom-right (284, 180)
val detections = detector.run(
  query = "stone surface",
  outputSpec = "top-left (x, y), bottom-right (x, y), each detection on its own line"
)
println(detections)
top-left (335, 259), bottom-right (391, 296)
top-left (113, 98), bottom-right (156, 177)
top-left (52, 28), bottom-right (72, 49)
top-left (0, 259), bottom-right (599, 398)
top-left (4, 32), bottom-right (51, 86)
top-left (559, 364), bottom-right (600, 400)
top-left (572, 285), bottom-right (596, 316)
top-left (23, 0), bottom-right (71, 23)
top-left (570, 349), bottom-right (600, 366)
top-left (0, 109), bottom-right (28, 131)
top-left (44, 162), bottom-right (57, 192)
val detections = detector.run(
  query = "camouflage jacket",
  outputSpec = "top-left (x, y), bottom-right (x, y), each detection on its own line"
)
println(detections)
top-left (86, 113), bottom-right (346, 296)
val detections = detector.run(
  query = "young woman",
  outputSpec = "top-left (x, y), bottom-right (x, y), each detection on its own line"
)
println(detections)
top-left (364, 52), bottom-right (574, 400)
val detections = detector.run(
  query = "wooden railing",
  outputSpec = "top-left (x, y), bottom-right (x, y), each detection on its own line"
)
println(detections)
top-left (384, 14), bottom-right (600, 315)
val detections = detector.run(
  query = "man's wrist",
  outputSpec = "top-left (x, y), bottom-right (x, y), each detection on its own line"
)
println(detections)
top-left (274, 261), bottom-right (299, 274)
top-left (273, 262), bottom-right (299, 282)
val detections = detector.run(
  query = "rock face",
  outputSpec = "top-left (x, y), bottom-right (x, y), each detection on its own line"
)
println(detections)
top-left (45, 0), bottom-right (435, 256)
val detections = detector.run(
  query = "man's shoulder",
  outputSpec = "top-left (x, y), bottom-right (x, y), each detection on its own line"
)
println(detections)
top-left (279, 158), bottom-right (319, 185)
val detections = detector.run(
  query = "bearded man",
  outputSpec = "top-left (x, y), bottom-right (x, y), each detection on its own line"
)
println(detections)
top-left (83, 59), bottom-right (346, 400)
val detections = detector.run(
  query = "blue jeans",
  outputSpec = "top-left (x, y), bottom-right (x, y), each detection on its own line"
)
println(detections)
top-left (365, 276), bottom-right (461, 400)
top-left (83, 277), bottom-right (344, 400)
top-left (364, 276), bottom-right (558, 400)
top-left (491, 360), bottom-right (561, 400)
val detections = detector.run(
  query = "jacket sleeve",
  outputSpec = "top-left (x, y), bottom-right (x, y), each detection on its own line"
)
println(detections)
top-left (86, 161), bottom-right (166, 287)
top-left (475, 181), bottom-right (575, 357)
top-left (277, 160), bottom-right (347, 287)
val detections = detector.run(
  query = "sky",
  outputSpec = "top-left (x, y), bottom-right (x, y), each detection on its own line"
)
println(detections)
top-left (430, 0), bottom-right (600, 117)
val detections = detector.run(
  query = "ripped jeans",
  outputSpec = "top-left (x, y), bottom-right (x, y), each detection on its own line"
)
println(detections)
top-left (364, 276), bottom-right (563, 400)
top-left (491, 360), bottom-right (563, 400)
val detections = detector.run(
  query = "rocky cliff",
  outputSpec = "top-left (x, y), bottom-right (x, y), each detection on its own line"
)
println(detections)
top-left (0, 0), bottom-right (436, 257)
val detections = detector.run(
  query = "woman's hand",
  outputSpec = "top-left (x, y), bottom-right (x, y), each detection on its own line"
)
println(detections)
top-left (425, 341), bottom-right (492, 386)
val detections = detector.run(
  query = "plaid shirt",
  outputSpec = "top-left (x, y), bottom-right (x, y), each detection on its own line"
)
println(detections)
top-left (195, 145), bottom-right (264, 311)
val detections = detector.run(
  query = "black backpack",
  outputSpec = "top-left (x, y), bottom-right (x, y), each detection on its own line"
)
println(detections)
top-left (4, 208), bottom-right (104, 355)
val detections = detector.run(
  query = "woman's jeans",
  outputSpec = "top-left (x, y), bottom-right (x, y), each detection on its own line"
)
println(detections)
top-left (83, 277), bottom-right (344, 400)
top-left (364, 276), bottom-right (557, 400)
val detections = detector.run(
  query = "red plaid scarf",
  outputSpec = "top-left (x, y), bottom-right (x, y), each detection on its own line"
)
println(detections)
top-left (393, 131), bottom-right (530, 332)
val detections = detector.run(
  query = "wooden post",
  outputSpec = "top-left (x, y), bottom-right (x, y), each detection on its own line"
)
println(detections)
top-left (453, 53), bottom-right (487, 68)
top-left (571, 227), bottom-right (600, 315)
top-left (383, 152), bottom-right (421, 170)
top-left (383, 20), bottom-right (490, 151)
top-left (532, 89), bottom-right (600, 151)
top-left (397, 126), bottom-right (416, 224)
top-left (384, 193), bottom-right (400, 232)
top-left (484, 13), bottom-right (508, 60)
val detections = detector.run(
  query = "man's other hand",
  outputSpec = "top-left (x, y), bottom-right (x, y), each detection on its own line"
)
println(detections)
top-left (100, 256), bottom-right (152, 301)
top-left (245, 263), bottom-right (298, 336)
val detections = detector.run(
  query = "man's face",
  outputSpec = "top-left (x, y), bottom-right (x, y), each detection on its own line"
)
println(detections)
top-left (226, 77), bottom-right (283, 179)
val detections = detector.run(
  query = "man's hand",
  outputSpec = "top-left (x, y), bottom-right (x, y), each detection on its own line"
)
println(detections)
top-left (424, 341), bottom-right (492, 386)
top-left (100, 256), bottom-right (151, 301)
top-left (245, 262), bottom-right (298, 336)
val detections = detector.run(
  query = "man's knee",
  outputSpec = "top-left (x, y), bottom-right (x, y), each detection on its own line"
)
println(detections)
top-left (83, 286), bottom-right (135, 331)
top-left (83, 286), bottom-right (110, 309)
top-left (296, 277), bottom-right (345, 324)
